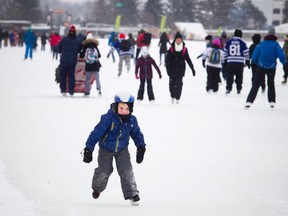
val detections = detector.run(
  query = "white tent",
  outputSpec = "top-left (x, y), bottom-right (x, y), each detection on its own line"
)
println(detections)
top-left (275, 23), bottom-right (288, 33)
top-left (174, 22), bottom-right (207, 40)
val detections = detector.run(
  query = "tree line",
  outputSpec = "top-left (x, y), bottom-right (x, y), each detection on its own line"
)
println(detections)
top-left (2, 0), bottom-right (288, 30)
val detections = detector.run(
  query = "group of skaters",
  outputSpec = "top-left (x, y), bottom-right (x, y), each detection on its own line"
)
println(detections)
top-left (5, 24), bottom-right (286, 108)
top-left (201, 27), bottom-right (287, 109)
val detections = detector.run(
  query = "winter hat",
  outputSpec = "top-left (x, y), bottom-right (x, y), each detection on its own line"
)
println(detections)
top-left (252, 34), bottom-right (261, 44)
top-left (268, 27), bottom-right (276, 36)
top-left (205, 35), bottom-right (212, 41)
top-left (86, 33), bottom-right (93, 39)
top-left (174, 32), bottom-right (182, 40)
top-left (234, 29), bottom-right (243, 38)
top-left (141, 46), bottom-right (149, 56)
top-left (69, 25), bottom-right (76, 32)
top-left (119, 33), bottom-right (125, 40)
top-left (221, 31), bottom-right (227, 38)
top-left (212, 38), bottom-right (221, 47)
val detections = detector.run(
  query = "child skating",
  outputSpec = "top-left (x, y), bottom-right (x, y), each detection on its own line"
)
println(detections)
top-left (135, 46), bottom-right (162, 103)
top-left (82, 91), bottom-right (146, 206)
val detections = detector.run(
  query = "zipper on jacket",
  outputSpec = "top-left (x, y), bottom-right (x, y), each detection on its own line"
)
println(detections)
top-left (102, 121), bottom-right (115, 145)
top-left (115, 130), bottom-right (122, 152)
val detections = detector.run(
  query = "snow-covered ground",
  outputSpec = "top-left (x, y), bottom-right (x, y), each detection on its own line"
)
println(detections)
top-left (1, 38), bottom-right (288, 216)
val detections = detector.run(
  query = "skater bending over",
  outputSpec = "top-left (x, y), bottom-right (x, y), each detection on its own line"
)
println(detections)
top-left (82, 91), bottom-right (146, 206)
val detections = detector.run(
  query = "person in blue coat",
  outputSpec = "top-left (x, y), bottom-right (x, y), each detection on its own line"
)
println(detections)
top-left (24, 27), bottom-right (36, 60)
top-left (82, 91), bottom-right (146, 205)
top-left (245, 28), bottom-right (287, 109)
top-left (57, 25), bottom-right (82, 96)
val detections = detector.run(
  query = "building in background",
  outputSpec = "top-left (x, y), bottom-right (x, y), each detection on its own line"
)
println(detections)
top-left (251, 0), bottom-right (285, 26)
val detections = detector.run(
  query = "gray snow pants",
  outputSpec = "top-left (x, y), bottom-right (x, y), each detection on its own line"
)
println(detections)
top-left (92, 148), bottom-right (139, 199)
top-left (118, 54), bottom-right (131, 75)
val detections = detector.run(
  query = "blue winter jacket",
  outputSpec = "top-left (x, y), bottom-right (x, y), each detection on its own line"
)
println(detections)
top-left (58, 34), bottom-right (82, 64)
top-left (252, 35), bottom-right (286, 69)
top-left (24, 29), bottom-right (36, 46)
top-left (85, 105), bottom-right (146, 153)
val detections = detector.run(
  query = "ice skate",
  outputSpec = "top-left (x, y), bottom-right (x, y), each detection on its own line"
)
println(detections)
top-left (244, 102), bottom-right (252, 109)
top-left (129, 195), bottom-right (140, 206)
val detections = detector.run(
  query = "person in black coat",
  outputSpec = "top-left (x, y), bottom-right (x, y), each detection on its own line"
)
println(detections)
top-left (57, 25), bottom-right (82, 96)
top-left (165, 32), bottom-right (196, 104)
top-left (158, 32), bottom-right (170, 66)
top-left (40, 32), bottom-right (49, 51)
top-left (249, 34), bottom-right (265, 92)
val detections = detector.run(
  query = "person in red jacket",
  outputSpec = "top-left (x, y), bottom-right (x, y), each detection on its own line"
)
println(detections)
top-left (135, 46), bottom-right (162, 103)
top-left (135, 29), bottom-right (149, 60)
top-left (50, 32), bottom-right (62, 60)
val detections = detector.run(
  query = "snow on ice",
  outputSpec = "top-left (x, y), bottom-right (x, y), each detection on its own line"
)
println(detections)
top-left (0, 38), bottom-right (288, 216)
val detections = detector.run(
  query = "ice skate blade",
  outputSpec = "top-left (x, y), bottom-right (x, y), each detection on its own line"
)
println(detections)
top-left (130, 200), bottom-right (139, 206)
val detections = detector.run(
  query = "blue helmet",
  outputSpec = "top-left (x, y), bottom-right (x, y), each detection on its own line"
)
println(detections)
top-left (113, 91), bottom-right (134, 114)
top-left (114, 91), bottom-right (135, 103)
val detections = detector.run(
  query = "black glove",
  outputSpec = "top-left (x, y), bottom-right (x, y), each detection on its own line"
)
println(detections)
top-left (136, 147), bottom-right (146, 164)
top-left (202, 60), bottom-right (206, 68)
top-left (83, 147), bottom-right (93, 163)
top-left (192, 67), bottom-right (196, 77)
top-left (245, 60), bottom-right (251, 69)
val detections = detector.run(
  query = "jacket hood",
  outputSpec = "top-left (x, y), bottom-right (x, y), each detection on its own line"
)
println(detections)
top-left (264, 35), bottom-right (277, 41)
top-left (82, 38), bottom-right (99, 46)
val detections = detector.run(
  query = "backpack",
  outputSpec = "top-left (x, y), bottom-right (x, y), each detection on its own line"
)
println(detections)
top-left (209, 48), bottom-right (221, 64)
top-left (85, 47), bottom-right (98, 64)
top-left (120, 39), bottom-right (131, 51)
top-left (143, 32), bottom-right (152, 45)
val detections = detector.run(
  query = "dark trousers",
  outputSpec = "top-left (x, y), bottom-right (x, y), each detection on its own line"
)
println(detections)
top-left (251, 64), bottom-right (265, 90)
top-left (92, 148), bottom-right (138, 200)
top-left (206, 66), bottom-right (221, 92)
top-left (246, 68), bottom-right (276, 103)
top-left (137, 78), bottom-right (154, 101)
top-left (226, 63), bottom-right (244, 91)
top-left (60, 61), bottom-right (76, 94)
top-left (169, 76), bottom-right (183, 100)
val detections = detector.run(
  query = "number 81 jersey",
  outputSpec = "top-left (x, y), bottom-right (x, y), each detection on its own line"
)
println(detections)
top-left (224, 37), bottom-right (249, 64)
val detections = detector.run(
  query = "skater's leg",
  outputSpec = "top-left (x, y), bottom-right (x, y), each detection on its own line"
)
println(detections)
top-left (137, 79), bottom-right (145, 100)
top-left (67, 63), bottom-right (76, 94)
top-left (266, 69), bottom-right (276, 103)
top-left (146, 79), bottom-right (155, 101)
top-left (246, 68), bottom-right (264, 103)
top-left (124, 55), bottom-right (131, 72)
top-left (60, 62), bottom-right (68, 92)
top-left (92, 148), bottom-right (114, 193)
top-left (115, 148), bottom-right (139, 200)
top-left (85, 72), bottom-right (92, 94)
top-left (118, 56), bottom-right (124, 76)
top-left (94, 71), bottom-right (101, 91)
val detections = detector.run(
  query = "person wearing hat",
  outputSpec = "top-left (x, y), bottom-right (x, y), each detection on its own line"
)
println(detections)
top-left (80, 33), bottom-right (102, 96)
top-left (282, 34), bottom-right (288, 84)
top-left (82, 91), bottom-right (146, 206)
top-left (135, 46), bottom-right (162, 102)
top-left (108, 33), bottom-right (133, 77)
top-left (57, 25), bottom-right (82, 96)
top-left (224, 29), bottom-right (249, 95)
top-left (202, 37), bottom-right (224, 93)
top-left (165, 31), bottom-right (196, 104)
top-left (245, 27), bottom-right (287, 109)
